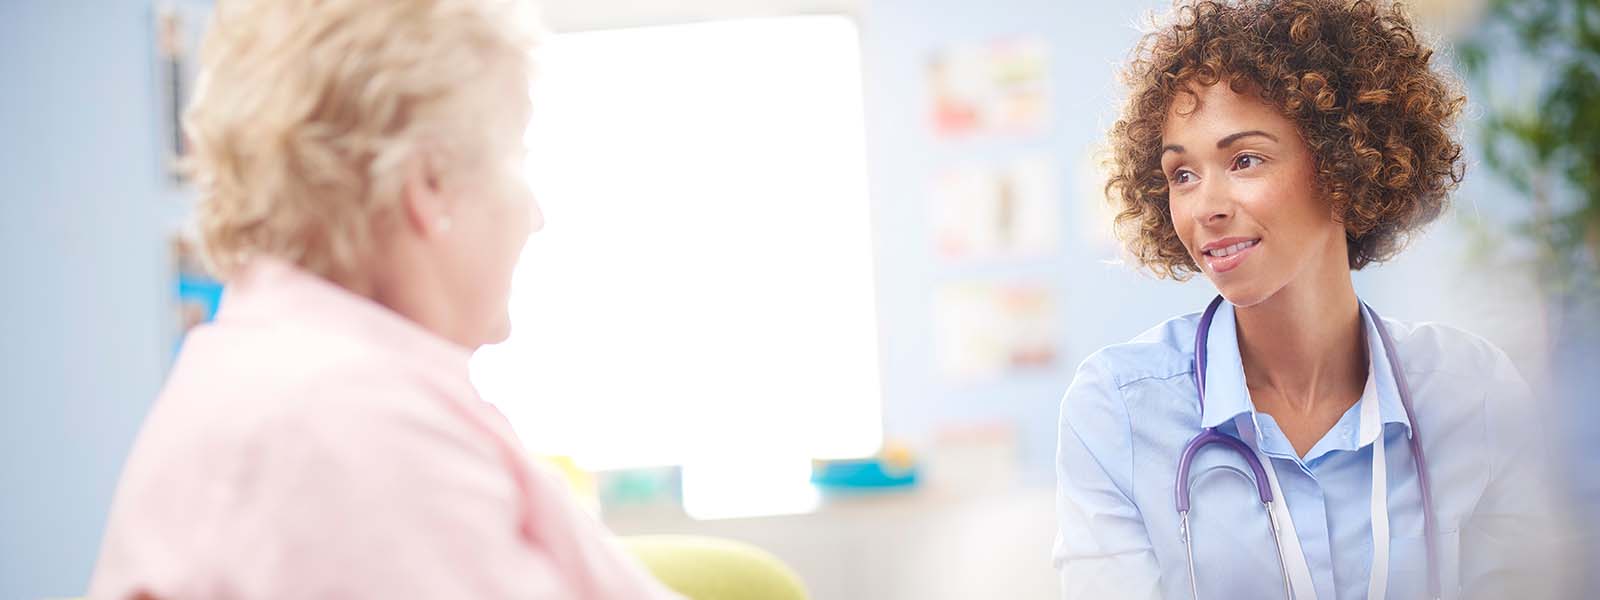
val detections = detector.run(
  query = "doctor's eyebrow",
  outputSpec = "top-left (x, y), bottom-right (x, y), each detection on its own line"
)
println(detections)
top-left (1160, 130), bottom-right (1280, 157)
top-left (1216, 130), bottom-right (1278, 148)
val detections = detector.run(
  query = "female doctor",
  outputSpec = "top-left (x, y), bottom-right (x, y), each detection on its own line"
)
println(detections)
top-left (1053, 1), bottom-right (1567, 599)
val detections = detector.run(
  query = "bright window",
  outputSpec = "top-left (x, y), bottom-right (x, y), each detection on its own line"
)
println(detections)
top-left (470, 17), bottom-right (882, 515)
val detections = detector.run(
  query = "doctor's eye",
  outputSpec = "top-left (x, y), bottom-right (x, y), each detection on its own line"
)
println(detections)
top-left (1169, 169), bottom-right (1196, 185)
top-left (1231, 154), bottom-right (1264, 171)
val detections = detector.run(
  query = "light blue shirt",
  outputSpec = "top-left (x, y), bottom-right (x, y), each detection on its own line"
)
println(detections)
top-left (1053, 300), bottom-right (1562, 600)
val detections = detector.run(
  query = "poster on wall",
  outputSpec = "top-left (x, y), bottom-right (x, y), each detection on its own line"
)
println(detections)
top-left (927, 37), bottom-right (1050, 138)
top-left (932, 155), bottom-right (1060, 262)
top-left (154, 1), bottom-right (210, 184)
top-left (932, 282), bottom-right (1058, 381)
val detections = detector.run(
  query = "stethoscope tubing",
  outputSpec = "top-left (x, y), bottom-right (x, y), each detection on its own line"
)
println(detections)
top-left (1175, 295), bottom-right (1441, 600)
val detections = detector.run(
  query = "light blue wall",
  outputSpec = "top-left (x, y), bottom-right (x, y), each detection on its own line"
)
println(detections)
top-left (860, 0), bottom-right (1206, 482)
top-left (1, 1), bottom-right (177, 598)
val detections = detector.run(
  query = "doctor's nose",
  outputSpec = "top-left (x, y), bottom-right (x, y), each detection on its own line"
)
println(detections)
top-left (1190, 180), bottom-right (1236, 227)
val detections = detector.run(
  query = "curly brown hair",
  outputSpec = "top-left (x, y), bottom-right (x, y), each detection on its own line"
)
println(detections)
top-left (1105, 0), bottom-right (1467, 279)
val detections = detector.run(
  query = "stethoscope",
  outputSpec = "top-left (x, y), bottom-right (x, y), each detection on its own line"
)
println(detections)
top-left (1175, 295), bottom-right (1441, 600)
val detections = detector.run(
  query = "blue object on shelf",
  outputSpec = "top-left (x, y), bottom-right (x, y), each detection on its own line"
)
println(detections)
top-left (810, 457), bottom-right (918, 492)
top-left (174, 272), bottom-right (224, 354)
top-left (178, 272), bottom-right (224, 320)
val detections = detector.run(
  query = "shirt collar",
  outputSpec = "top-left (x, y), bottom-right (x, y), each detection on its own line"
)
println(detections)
top-left (1197, 300), bottom-right (1413, 438)
top-left (1197, 301), bottom-right (1252, 429)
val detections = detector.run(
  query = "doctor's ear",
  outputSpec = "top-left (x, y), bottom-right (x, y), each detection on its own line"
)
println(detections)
top-left (399, 142), bottom-right (456, 238)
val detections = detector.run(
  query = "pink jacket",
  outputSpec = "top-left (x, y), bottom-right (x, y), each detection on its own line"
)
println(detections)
top-left (90, 259), bottom-right (681, 600)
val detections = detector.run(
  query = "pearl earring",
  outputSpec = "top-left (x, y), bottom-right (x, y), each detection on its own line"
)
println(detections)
top-left (437, 216), bottom-right (453, 233)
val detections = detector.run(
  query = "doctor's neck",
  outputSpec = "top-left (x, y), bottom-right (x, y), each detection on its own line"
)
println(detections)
top-left (1233, 262), bottom-right (1366, 418)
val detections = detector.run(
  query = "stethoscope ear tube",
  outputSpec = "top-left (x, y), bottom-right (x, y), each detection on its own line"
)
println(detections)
top-left (1178, 465), bottom-right (1295, 600)
top-left (1175, 427), bottom-right (1272, 511)
top-left (1263, 502), bottom-right (1297, 600)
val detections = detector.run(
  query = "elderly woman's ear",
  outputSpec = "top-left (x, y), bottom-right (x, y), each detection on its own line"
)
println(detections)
top-left (400, 142), bottom-right (456, 240)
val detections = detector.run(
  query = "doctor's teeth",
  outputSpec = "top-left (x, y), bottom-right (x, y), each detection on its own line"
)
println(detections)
top-left (1207, 240), bottom-right (1256, 257)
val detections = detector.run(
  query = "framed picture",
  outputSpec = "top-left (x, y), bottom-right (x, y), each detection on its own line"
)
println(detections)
top-left (933, 282), bottom-right (1058, 381)
top-left (154, 1), bottom-right (210, 184)
top-left (932, 155), bottom-right (1060, 262)
top-left (927, 37), bottom-right (1051, 138)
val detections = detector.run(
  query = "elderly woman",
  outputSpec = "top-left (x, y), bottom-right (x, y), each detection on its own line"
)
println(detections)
top-left (89, 1), bottom-right (679, 598)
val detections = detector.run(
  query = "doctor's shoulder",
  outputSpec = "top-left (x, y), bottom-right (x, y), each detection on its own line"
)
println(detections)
top-left (1375, 317), bottom-right (1544, 464)
top-left (1377, 318), bottom-right (1530, 394)
top-left (1058, 311), bottom-right (1203, 433)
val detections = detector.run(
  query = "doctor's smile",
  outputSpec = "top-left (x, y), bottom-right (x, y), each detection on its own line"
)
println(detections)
top-left (1196, 236), bottom-right (1259, 274)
